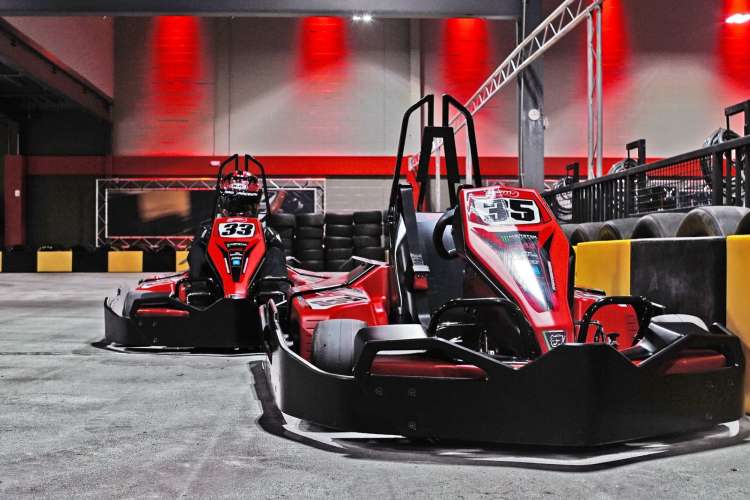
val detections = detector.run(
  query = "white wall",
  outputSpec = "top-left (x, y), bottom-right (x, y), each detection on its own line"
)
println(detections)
top-left (4, 16), bottom-right (114, 97)
top-left (113, 17), bottom-right (414, 156)
top-left (113, 4), bottom-right (750, 161)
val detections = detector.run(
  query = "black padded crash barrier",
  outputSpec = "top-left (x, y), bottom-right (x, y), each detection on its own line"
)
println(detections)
top-left (630, 237), bottom-right (726, 326)
top-left (143, 247), bottom-right (177, 272)
top-left (2, 248), bottom-right (37, 272)
top-left (72, 246), bottom-right (109, 272)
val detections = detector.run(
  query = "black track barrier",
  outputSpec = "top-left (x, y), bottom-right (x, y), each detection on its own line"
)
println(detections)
top-left (630, 237), bottom-right (726, 325)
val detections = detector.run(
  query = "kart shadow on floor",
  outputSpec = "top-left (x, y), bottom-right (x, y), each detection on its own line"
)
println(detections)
top-left (249, 360), bottom-right (750, 472)
top-left (90, 339), bottom-right (266, 357)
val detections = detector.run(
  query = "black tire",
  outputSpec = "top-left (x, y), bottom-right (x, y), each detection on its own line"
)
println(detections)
top-left (295, 238), bottom-right (323, 250)
top-left (598, 218), bottom-right (639, 241)
top-left (325, 259), bottom-right (353, 271)
top-left (570, 222), bottom-right (605, 245)
top-left (676, 206), bottom-right (750, 237)
top-left (353, 210), bottom-right (382, 224)
top-left (353, 235), bottom-right (381, 248)
top-left (353, 223), bottom-right (382, 236)
top-left (737, 211), bottom-right (750, 235)
top-left (276, 227), bottom-right (295, 239)
top-left (325, 236), bottom-right (353, 249)
top-left (325, 247), bottom-right (353, 260)
top-left (560, 224), bottom-right (578, 242)
top-left (354, 246), bottom-right (385, 260)
top-left (325, 224), bottom-right (354, 237)
top-left (280, 238), bottom-right (294, 250)
top-left (296, 213), bottom-right (324, 227)
top-left (298, 249), bottom-right (324, 261)
top-left (324, 212), bottom-right (354, 225)
top-left (300, 260), bottom-right (325, 272)
top-left (295, 226), bottom-right (324, 239)
top-left (631, 213), bottom-right (687, 239)
top-left (268, 213), bottom-right (296, 228)
top-left (311, 319), bottom-right (367, 374)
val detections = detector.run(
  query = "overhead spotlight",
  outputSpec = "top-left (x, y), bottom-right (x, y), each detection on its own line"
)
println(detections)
top-left (726, 13), bottom-right (750, 24)
top-left (352, 13), bottom-right (373, 23)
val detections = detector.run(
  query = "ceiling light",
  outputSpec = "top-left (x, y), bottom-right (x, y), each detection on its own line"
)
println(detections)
top-left (726, 13), bottom-right (750, 24)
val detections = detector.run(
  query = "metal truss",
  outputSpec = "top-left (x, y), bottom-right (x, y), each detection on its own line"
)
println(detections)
top-left (96, 177), bottom-right (326, 249)
top-left (408, 0), bottom-right (604, 178)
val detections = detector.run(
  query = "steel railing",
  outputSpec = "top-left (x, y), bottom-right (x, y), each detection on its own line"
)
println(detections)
top-left (543, 135), bottom-right (750, 223)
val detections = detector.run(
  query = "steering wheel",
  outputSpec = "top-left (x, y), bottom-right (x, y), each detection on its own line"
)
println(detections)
top-left (433, 208), bottom-right (457, 259)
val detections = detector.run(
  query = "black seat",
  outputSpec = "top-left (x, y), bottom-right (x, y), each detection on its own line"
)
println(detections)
top-left (393, 212), bottom-right (464, 327)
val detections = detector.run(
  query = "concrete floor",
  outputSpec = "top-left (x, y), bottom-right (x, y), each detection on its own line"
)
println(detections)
top-left (1, 273), bottom-right (749, 499)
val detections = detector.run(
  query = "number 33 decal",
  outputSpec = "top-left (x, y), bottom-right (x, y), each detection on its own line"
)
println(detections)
top-left (218, 222), bottom-right (255, 237)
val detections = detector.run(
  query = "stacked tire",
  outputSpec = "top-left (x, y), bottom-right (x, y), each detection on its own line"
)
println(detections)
top-left (352, 211), bottom-right (386, 262)
top-left (267, 213), bottom-right (296, 257)
top-left (295, 213), bottom-right (325, 271)
top-left (323, 213), bottom-right (354, 271)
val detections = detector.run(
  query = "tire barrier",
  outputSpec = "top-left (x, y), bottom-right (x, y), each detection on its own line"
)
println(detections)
top-left (569, 222), bottom-right (605, 246)
top-left (736, 210), bottom-right (750, 235)
top-left (676, 206), bottom-right (750, 237)
top-left (726, 235), bottom-right (750, 412)
top-left (631, 212), bottom-right (687, 239)
top-left (560, 224), bottom-right (578, 242)
top-left (598, 218), bottom-right (640, 241)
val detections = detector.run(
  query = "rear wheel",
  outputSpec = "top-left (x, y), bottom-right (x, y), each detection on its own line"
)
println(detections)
top-left (311, 319), bottom-right (367, 374)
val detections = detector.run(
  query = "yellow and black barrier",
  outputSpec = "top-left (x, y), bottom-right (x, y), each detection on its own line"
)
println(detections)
top-left (576, 236), bottom-right (749, 412)
top-left (574, 240), bottom-right (631, 295)
top-left (107, 251), bottom-right (144, 273)
top-left (727, 235), bottom-right (750, 412)
top-left (1, 248), bottom-right (185, 273)
top-left (37, 250), bottom-right (73, 272)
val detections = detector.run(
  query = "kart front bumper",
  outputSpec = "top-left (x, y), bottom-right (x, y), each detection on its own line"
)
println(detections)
top-left (264, 307), bottom-right (745, 447)
top-left (104, 289), bottom-right (265, 350)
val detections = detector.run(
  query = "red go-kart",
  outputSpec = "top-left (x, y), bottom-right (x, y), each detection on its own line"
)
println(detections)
top-left (263, 95), bottom-right (745, 447)
top-left (104, 154), bottom-right (292, 351)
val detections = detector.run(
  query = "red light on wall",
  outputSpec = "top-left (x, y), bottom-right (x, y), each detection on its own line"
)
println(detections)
top-left (720, 0), bottom-right (750, 92)
top-left (153, 16), bottom-right (202, 113)
top-left (601, 0), bottom-right (629, 91)
top-left (441, 18), bottom-right (490, 103)
top-left (298, 17), bottom-right (348, 77)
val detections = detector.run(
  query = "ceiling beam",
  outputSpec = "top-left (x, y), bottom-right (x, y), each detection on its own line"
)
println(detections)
top-left (0, 19), bottom-right (111, 121)
top-left (0, 0), bottom-right (521, 19)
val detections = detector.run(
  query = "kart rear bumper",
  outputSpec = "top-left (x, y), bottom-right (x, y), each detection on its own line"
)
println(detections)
top-left (265, 307), bottom-right (745, 447)
top-left (104, 289), bottom-right (264, 350)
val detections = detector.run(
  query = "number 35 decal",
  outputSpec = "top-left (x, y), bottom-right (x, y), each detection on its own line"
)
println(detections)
top-left (218, 222), bottom-right (255, 237)
top-left (472, 196), bottom-right (541, 225)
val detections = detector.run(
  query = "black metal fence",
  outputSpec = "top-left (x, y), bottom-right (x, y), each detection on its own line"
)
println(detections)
top-left (543, 135), bottom-right (750, 223)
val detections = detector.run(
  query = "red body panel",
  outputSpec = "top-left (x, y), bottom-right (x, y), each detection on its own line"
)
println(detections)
top-left (291, 265), bottom-right (390, 361)
top-left (206, 216), bottom-right (265, 299)
top-left (459, 186), bottom-right (574, 352)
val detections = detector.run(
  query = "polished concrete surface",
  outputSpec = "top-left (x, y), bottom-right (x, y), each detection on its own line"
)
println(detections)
top-left (1, 273), bottom-right (749, 499)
